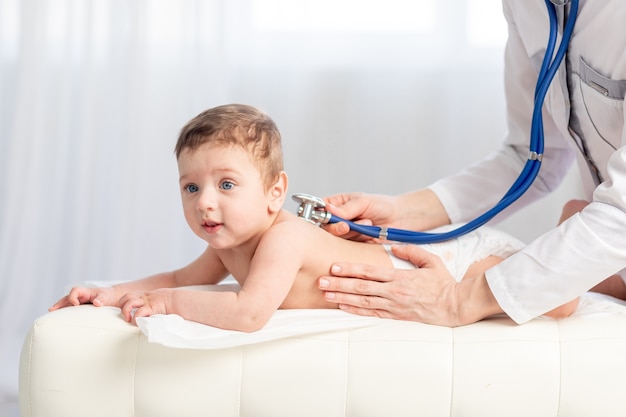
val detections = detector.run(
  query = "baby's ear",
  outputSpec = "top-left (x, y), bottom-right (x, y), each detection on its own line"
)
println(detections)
top-left (268, 171), bottom-right (288, 213)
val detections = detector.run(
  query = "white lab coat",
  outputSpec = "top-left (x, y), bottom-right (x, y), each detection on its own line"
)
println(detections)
top-left (429, 0), bottom-right (626, 323)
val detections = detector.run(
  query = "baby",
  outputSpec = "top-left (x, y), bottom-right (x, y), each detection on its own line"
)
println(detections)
top-left (50, 104), bottom-right (561, 331)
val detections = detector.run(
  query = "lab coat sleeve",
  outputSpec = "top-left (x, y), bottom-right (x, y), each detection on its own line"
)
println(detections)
top-left (489, 148), bottom-right (626, 324)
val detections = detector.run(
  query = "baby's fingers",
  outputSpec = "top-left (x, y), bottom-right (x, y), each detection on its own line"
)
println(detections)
top-left (66, 287), bottom-right (96, 306)
top-left (131, 306), bottom-right (155, 325)
top-left (49, 296), bottom-right (72, 311)
top-left (119, 292), bottom-right (145, 322)
top-left (49, 287), bottom-right (96, 311)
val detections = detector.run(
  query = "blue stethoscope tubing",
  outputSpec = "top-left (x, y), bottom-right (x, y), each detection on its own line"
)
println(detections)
top-left (327, 0), bottom-right (579, 244)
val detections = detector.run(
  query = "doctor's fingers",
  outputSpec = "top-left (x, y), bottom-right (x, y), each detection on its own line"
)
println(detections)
top-left (326, 261), bottom-right (400, 284)
top-left (320, 264), bottom-right (424, 299)
top-left (324, 192), bottom-right (383, 223)
top-left (322, 221), bottom-right (374, 242)
top-left (323, 192), bottom-right (366, 210)
top-left (326, 276), bottom-right (458, 323)
top-left (324, 284), bottom-right (420, 321)
top-left (337, 297), bottom-right (402, 320)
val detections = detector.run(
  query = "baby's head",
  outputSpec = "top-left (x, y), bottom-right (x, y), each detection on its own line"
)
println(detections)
top-left (175, 104), bottom-right (284, 189)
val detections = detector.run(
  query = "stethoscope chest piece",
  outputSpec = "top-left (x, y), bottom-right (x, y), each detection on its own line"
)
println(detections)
top-left (292, 193), bottom-right (332, 225)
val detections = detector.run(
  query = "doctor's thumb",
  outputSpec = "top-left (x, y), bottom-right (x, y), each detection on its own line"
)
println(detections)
top-left (390, 244), bottom-right (437, 269)
top-left (323, 221), bottom-right (351, 237)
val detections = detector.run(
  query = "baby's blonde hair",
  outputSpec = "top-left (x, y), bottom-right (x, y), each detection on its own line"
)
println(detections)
top-left (175, 104), bottom-right (284, 188)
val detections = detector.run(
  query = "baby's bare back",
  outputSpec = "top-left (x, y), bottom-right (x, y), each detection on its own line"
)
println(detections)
top-left (279, 224), bottom-right (392, 309)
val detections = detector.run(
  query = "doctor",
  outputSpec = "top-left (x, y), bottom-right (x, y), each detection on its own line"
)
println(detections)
top-left (318, 0), bottom-right (626, 326)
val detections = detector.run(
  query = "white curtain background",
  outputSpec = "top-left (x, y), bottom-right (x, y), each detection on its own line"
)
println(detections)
top-left (0, 0), bottom-right (582, 401)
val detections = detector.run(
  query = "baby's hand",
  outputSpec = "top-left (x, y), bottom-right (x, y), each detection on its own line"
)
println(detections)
top-left (49, 286), bottom-right (119, 311)
top-left (119, 289), bottom-right (172, 324)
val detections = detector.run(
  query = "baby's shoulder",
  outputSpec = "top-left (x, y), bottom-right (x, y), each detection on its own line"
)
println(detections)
top-left (265, 210), bottom-right (324, 241)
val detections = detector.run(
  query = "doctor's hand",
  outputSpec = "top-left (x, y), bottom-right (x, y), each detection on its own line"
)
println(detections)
top-left (318, 244), bottom-right (503, 327)
top-left (49, 286), bottom-right (120, 311)
top-left (322, 192), bottom-right (393, 242)
top-left (323, 189), bottom-right (451, 241)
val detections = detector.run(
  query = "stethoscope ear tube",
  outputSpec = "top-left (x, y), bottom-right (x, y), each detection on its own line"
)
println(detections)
top-left (294, 0), bottom-right (578, 244)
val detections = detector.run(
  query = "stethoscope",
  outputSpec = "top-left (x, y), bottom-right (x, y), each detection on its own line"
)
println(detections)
top-left (293, 0), bottom-right (579, 244)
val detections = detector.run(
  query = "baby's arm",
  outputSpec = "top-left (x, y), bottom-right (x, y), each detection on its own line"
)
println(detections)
top-left (50, 246), bottom-right (228, 311)
top-left (121, 222), bottom-right (307, 331)
top-left (49, 271), bottom-right (179, 311)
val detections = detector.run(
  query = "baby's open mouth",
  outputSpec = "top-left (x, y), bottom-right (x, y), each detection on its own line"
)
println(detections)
top-left (202, 220), bottom-right (223, 232)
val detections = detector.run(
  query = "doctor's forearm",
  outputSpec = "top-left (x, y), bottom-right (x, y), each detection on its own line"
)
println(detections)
top-left (396, 189), bottom-right (451, 231)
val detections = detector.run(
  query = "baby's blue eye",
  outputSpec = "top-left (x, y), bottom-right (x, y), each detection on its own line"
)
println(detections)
top-left (185, 184), bottom-right (199, 193)
top-left (220, 180), bottom-right (235, 191)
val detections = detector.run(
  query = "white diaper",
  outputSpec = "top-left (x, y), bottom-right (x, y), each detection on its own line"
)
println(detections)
top-left (385, 226), bottom-right (525, 281)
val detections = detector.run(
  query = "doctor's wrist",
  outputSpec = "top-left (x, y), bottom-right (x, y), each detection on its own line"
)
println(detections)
top-left (455, 274), bottom-right (504, 325)
top-left (396, 189), bottom-right (450, 231)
